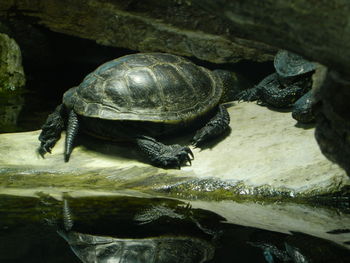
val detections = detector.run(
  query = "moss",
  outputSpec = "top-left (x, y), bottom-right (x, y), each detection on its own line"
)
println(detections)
top-left (0, 33), bottom-right (25, 131)
top-left (2, 167), bottom-right (347, 213)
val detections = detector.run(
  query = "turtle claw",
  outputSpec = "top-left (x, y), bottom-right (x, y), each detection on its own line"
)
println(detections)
top-left (38, 145), bottom-right (51, 158)
top-left (186, 155), bottom-right (192, 166)
top-left (37, 148), bottom-right (46, 159)
top-left (155, 146), bottom-right (192, 168)
top-left (172, 146), bottom-right (193, 167)
top-left (136, 136), bottom-right (194, 168)
top-left (184, 146), bottom-right (194, 159)
top-left (38, 138), bottom-right (57, 158)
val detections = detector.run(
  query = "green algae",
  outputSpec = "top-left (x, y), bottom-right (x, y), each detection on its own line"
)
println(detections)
top-left (0, 168), bottom-right (348, 210)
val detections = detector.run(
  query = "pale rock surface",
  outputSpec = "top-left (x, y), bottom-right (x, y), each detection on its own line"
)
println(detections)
top-left (0, 102), bottom-right (348, 197)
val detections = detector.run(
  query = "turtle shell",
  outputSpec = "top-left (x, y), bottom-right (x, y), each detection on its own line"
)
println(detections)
top-left (274, 50), bottom-right (316, 79)
top-left (63, 53), bottom-right (223, 123)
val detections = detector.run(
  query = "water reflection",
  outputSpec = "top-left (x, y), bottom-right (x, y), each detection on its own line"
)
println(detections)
top-left (58, 199), bottom-right (215, 263)
top-left (248, 230), bottom-right (350, 263)
top-left (0, 194), bottom-right (349, 262)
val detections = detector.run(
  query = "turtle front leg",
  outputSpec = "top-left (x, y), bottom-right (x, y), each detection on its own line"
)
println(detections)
top-left (136, 136), bottom-right (193, 169)
top-left (38, 104), bottom-right (65, 157)
top-left (192, 104), bottom-right (230, 147)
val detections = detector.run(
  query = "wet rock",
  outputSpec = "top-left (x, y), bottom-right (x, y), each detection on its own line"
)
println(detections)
top-left (0, 33), bottom-right (25, 132)
top-left (0, 103), bottom-right (348, 198)
top-left (0, 0), bottom-right (274, 64)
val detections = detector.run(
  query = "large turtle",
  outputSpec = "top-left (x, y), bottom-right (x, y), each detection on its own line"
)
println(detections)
top-left (38, 53), bottom-right (236, 168)
top-left (238, 50), bottom-right (316, 122)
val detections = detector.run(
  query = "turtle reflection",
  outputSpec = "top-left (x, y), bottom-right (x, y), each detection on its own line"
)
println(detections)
top-left (248, 230), bottom-right (350, 263)
top-left (58, 199), bottom-right (215, 263)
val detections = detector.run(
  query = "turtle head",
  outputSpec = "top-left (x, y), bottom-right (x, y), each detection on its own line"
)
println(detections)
top-left (213, 69), bottom-right (247, 103)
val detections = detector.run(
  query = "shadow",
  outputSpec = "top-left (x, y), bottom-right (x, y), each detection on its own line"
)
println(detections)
top-left (221, 101), bottom-right (237, 108)
top-left (327, 229), bottom-right (350, 234)
top-left (265, 104), bottom-right (292, 113)
top-left (76, 133), bottom-right (147, 164)
top-left (294, 122), bottom-right (316, 130)
top-left (195, 128), bottom-right (232, 151)
top-left (73, 107), bottom-right (234, 167)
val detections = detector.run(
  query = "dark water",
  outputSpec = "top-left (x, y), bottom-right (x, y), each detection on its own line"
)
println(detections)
top-left (1, 194), bottom-right (349, 263)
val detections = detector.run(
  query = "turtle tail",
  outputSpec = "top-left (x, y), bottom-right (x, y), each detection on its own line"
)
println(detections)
top-left (64, 110), bottom-right (79, 162)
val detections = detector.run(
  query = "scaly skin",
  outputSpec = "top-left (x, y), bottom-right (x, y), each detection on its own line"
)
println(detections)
top-left (38, 104), bottom-right (65, 157)
top-left (192, 105), bottom-right (230, 147)
top-left (136, 136), bottom-right (193, 169)
top-left (38, 104), bottom-right (230, 169)
top-left (65, 110), bottom-right (79, 162)
top-left (238, 73), bottom-right (311, 108)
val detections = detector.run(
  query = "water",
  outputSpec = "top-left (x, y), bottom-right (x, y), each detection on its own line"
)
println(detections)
top-left (1, 194), bottom-right (349, 262)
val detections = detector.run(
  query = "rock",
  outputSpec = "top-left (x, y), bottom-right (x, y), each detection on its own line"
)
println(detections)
top-left (193, 0), bottom-right (350, 75)
top-left (0, 103), bottom-right (348, 198)
top-left (3, 1), bottom-right (350, 176)
top-left (313, 70), bottom-right (350, 177)
top-left (0, 33), bottom-right (26, 132)
top-left (0, 0), bottom-right (275, 64)
top-left (190, 0), bottom-right (350, 177)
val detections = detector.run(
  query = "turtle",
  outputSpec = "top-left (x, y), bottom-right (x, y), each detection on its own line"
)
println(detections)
top-left (38, 53), bottom-right (237, 168)
top-left (237, 50), bottom-right (316, 114)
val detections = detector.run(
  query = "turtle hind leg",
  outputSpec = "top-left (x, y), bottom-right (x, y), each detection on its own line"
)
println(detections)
top-left (64, 110), bottom-right (79, 162)
top-left (191, 104), bottom-right (230, 147)
top-left (136, 136), bottom-right (193, 169)
top-left (38, 104), bottom-right (66, 157)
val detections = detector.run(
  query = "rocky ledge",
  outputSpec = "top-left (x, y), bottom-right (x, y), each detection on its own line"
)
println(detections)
top-left (0, 102), bottom-right (349, 200)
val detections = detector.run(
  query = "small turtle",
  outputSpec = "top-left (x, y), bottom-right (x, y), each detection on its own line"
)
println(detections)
top-left (238, 50), bottom-right (316, 112)
top-left (38, 53), bottom-right (237, 168)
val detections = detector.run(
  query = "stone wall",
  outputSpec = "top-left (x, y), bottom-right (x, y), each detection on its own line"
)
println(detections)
top-left (0, 33), bottom-right (25, 131)
top-left (0, 0), bottom-right (275, 64)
